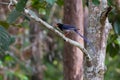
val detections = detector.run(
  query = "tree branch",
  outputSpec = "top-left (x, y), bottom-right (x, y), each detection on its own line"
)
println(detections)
top-left (9, 0), bottom-right (93, 67)
top-left (10, 0), bottom-right (92, 65)
top-left (24, 9), bottom-right (92, 62)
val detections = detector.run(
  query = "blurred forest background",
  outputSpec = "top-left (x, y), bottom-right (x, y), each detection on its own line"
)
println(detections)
top-left (0, 0), bottom-right (120, 80)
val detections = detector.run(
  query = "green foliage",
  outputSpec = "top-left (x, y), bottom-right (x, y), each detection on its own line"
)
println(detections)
top-left (107, 0), bottom-right (114, 6)
top-left (39, 8), bottom-right (46, 15)
top-left (5, 70), bottom-right (29, 80)
top-left (0, 25), bottom-right (14, 53)
top-left (107, 35), bottom-right (120, 57)
top-left (56, 0), bottom-right (64, 6)
top-left (31, 0), bottom-right (64, 15)
top-left (0, 53), bottom-right (33, 80)
top-left (44, 62), bottom-right (63, 80)
top-left (92, 0), bottom-right (100, 5)
top-left (7, 9), bottom-right (21, 24)
top-left (16, 0), bottom-right (28, 12)
top-left (107, 1), bottom-right (120, 35)
top-left (106, 34), bottom-right (120, 57)
top-left (46, 0), bottom-right (55, 5)
top-left (4, 54), bottom-right (16, 66)
top-left (14, 72), bottom-right (29, 80)
top-left (113, 15), bottom-right (120, 35)
top-left (7, 0), bottom-right (28, 24)
top-left (31, 0), bottom-right (47, 9)
top-left (31, 0), bottom-right (48, 15)
top-left (106, 29), bottom-right (120, 80)
top-left (105, 55), bottom-right (120, 80)
top-left (0, 21), bottom-right (9, 29)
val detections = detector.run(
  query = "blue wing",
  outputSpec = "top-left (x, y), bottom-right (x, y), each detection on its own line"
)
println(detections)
top-left (62, 24), bottom-right (77, 30)
top-left (75, 30), bottom-right (96, 54)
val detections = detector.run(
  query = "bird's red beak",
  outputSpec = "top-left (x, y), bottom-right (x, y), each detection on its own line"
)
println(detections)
top-left (53, 23), bottom-right (58, 27)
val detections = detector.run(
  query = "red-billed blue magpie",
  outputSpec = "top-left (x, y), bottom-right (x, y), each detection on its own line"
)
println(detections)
top-left (56, 23), bottom-right (96, 54)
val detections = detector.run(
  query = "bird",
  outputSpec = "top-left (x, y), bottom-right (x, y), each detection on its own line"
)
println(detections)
top-left (56, 23), bottom-right (96, 54)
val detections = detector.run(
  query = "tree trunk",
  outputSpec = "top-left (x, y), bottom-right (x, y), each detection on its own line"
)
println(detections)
top-left (29, 21), bottom-right (43, 80)
top-left (63, 0), bottom-right (84, 80)
top-left (84, 0), bottom-right (111, 80)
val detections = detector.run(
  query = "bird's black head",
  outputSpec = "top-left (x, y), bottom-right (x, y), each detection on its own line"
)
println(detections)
top-left (56, 23), bottom-right (63, 27)
top-left (56, 23), bottom-right (63, 30)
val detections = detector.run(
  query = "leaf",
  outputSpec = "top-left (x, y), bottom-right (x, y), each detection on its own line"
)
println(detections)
top-left (107, 0), bottom-right (114, 6)
top-left (7, 9), bottom-right (21, 24)
top-left (56, 0), bottom-right (64, 6)
top-left (108, 8), bottom-right (116, 23)
top-left (106, 43), bottom-right (119, 57)
top-left (0, 25), bottom-right (15, 53)
top-left (0, 21), bottom-right (9, 29)
top-left (14, 72), bottom-right (29, 80)
top-left (114, 22), bottom-right (120, 35)
top-left (108, 7), bottom-right (120, 35)
top-left (107, 0), bottom-right (112, 6)
top-left (92, 0), bottom-right (100, 5)
top-left (16, 0), bottom-right (28, 12)
top-left (7, 0), bottom-right (28, 24)
top-left (106, 34), bottom-right (120, 57)
top-left (107, 34), bottom-right (117, 45)
top-left (4, 55), bottom-right (14, 62)
top-left (46, 0), bottom-right (55, 5)
top-left (39, 8), bottom-right (46, 15)
top-left (31, 0), bottom-right (47, 9)
top-left (113, 15), bottom-right (120, 35)
top-left (114, 37), bottom-right (120, 45)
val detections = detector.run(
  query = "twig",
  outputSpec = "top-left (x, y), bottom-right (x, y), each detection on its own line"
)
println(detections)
top-left (8, 0), bottom-right (13, 11)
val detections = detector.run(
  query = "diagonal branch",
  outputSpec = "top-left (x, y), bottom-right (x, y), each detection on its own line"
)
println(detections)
top-left (10, 0), bottom-right (92, 64)
top-left (24, 9), bottom-right (92, 63)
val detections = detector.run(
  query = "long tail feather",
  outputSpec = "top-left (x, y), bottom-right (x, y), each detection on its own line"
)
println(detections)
top-left (74, 30), bottom-right (96, 54)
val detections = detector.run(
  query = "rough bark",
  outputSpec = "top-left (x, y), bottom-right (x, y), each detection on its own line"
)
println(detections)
top-left (84, 0), bottom-right (112, 80)
top-left (63, 0), bottom-right (84, 80)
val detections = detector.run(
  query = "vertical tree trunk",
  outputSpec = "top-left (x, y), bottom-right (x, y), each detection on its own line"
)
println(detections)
top-left (63, 0), bottom-right (84, 80)
top-left (29, 21), bottom-right (43, 80)
top-left (84, 0), bottom-right (111, 80)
